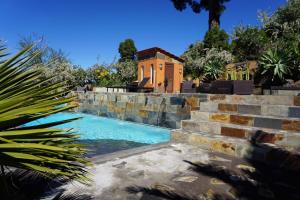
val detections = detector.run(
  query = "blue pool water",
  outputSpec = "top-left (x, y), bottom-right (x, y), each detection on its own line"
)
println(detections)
top-left (27, 112), bottom-right (170, 144)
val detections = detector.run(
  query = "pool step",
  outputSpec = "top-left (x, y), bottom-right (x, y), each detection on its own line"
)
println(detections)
top-left (180, 119), bottom-right (300, 149)
top-left (191, 111), bottom-right (300, 131)
top-left (199, 102), bottom-right (300, 118)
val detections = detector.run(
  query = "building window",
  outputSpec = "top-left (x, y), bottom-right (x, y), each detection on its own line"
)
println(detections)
top-left (141, 65), bottom-right (144, 80)
top-left (154, 68), bottom-right (156, 86)
top-left (150, 64), bottom-right (154, 84)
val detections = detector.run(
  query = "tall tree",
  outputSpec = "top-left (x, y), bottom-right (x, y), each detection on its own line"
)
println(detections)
top-left (116, 39), bottom-right (138, 85)
top-left (171, 0), bottom-right (230, 29)
top-left (203, 26), bottom-right (229, 49)
top-left (118, 39), bottom-right (137, 62)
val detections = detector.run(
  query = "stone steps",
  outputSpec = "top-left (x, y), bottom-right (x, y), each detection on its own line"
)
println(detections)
top-left (192, 111), bottom-right (300, 131)
top-left (171, 94), bottom-right (300, 156)
top-left (199, 102), bottom-right (300, 118)
top-left (172, 129), bottom-right (300, 174)
top-left (181, 119), bottom-right (300, 148)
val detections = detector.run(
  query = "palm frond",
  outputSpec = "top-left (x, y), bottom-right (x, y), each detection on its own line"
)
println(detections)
top-left (0, 45), bottom-right (91, 188)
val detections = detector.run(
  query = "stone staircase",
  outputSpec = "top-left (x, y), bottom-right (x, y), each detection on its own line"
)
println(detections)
top-left (172, 95), bottom-right (300, 161)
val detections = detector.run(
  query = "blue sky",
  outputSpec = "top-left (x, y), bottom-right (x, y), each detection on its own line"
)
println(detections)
top-left (1, 0), bottom-right (286, 68)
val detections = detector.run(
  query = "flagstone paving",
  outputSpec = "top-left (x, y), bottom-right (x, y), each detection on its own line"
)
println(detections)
top-left (50, 143), bottom-right (290, 200)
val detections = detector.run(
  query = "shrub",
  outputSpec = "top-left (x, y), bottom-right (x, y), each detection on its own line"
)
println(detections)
top-left (113, 60), bottom-right (138, 84)
top-left (181, 41), bottom-right (206, 79)
top-left (202, 48), bottom-right (234, 81)
top-left (260, 0), bottom-right (300, 82)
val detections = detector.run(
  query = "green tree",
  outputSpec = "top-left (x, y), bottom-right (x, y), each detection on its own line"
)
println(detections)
top-left (203, 26), bottom-right (230, 49)
top-left (0, 45), bottom-right (90, 199)
top-left (171, 0), bottom-right (230, 29)
top-left (116, 39), bottom-right (138, 85)
top-left (263, 0), bottom-right (300, 39)
top-left (232, 26), bottom-right (268, 61)
top-left (118, 39), bottom-right (137, 62)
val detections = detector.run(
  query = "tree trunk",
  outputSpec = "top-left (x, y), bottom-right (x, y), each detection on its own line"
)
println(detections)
top-left (209, 10), bottom-right (220, 30)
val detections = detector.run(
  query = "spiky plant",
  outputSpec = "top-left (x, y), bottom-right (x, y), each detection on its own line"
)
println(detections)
top-left (259, 49), bottom-right (291, 83)
top-left (0, 45), bottom-right (91, 198)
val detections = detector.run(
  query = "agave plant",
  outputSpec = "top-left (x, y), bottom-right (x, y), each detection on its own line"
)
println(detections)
top-left (259, 49), bottom-right (291, 82)
top-left (0, 45), bottom-right (91, 198)
top-left (203, 59), bottom-right (225, 81)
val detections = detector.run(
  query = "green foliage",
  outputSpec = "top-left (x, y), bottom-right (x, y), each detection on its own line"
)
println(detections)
top-left (259, 49), bottom-right (291, 85)
top-left (179, 0), bottom-right (300, 85)
top-left (118, 39), bottom-right (137, 62)
top-left (203, 27), bottom-right (230, 50)
top-left (0, 45), bottom-right (90, 198)
top-left (203, 59), bottom-right (226, 81)
top-left (202, 48), bottom-right (233, 81)
top-left (171, 0), bottom-right (230, 29)
top-left (116, 39), bottom-right (138, 84)
top-left (86, 64), bottom-right (113, 87)
top-left (114, 60), bottom-right (138, 84)
top-left (182, 42), bottom-right (233, 81)
top-left (258, 0), bottom-right (300, 82)
top-left (181, 42), bottom-right (206, 79)
top-left (72, 66), bottom-right (88, 87)
top-left (232, 26), bottom-right (268, 61)
top-left (263, 0), bottom-right (300, 39)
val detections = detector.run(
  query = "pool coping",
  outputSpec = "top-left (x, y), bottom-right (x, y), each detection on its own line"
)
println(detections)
top-left (91, 142), bottom-right (172, 164)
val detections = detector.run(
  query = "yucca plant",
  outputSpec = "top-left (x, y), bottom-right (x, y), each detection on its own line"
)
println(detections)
top-left (203, 60), bottom-right (225, 81)
top-left (0, 45), bottom-right (91, 199)
top-left (259, 49), bottom-right (291, 83)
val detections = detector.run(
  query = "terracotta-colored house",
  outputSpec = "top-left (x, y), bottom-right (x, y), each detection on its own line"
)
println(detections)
top-left (137, 47), bottom-right (184, 93)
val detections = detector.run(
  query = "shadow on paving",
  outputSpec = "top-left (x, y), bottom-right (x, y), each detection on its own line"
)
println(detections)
top-left (0, 169), bottom-right (92, 200)
top-left (127, 186), bottom-right (196, 200)
top-left (127, 142), bottom-right (300, 200)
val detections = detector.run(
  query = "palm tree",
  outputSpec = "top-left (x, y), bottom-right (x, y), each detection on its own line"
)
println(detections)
top-left (171, 0), bottom-right (230, 29)
top-left (0, 44), bottom-right (91, 199)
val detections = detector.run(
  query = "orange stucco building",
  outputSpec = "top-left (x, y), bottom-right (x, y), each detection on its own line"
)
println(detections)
top-left (137, 47), bottom-right (184, 93)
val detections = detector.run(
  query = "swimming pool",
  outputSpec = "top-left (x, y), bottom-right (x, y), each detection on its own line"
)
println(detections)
top-left (27, 112), bottom-right (170, 144)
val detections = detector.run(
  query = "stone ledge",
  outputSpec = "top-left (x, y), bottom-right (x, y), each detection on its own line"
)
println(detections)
top-left (180, 119), bottom-right (299, 147)
top-left (193, 111), bottom-right (300, 131)
top-left (171, 130), bottom-right (300, 166)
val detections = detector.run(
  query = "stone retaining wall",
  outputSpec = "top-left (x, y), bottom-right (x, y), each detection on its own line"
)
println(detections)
top-left (73, 92), bottom-right (300, 129)
top-left (73, 92), bottom-right (207, 128)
